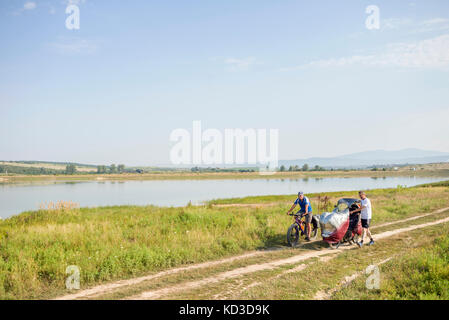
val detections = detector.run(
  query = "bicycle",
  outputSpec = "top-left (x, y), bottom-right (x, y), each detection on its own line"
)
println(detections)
top-left (286, 213), bottom-right (319, 247)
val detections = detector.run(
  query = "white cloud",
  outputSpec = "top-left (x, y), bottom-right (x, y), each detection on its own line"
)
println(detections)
top-left (23, 2), bottom-right (37, 10)
top-left (224, 57), bottom-right (258, 71)
top-left (381, 18), bottom-right (412, 31)
top-left (285, 34), bottom-right (449, 70)
top-left (65, 0), bottom-right (86, 5)
top-left (49, 38), bottom-right (97, 55)
top-left (415, 18), bottom-right (449, 33)
top-left (422, 18), bottom-right (449, 26)
top-left (362, 16), bottom-right (449, 34)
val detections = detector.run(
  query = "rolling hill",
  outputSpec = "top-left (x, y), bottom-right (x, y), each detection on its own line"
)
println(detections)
top-left (280, 148), bottom-right (449, 169)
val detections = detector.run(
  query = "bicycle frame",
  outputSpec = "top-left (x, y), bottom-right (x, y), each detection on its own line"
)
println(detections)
top-left (291, 214), bottom-right (307, 233)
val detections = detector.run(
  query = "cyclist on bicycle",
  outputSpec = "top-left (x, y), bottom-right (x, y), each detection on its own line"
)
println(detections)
top-left (286, 192), bottom-right (313, 241)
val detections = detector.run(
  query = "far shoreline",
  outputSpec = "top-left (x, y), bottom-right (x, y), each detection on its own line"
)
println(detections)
top-left (1, 167), bottom-right (449, 184)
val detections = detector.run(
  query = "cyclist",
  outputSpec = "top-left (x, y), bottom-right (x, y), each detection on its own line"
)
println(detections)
top-left (286, 192), bottom-right (313, 241)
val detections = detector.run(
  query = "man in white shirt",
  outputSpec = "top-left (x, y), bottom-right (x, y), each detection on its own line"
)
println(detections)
top-left (350, 191), bottom-right (374, 247)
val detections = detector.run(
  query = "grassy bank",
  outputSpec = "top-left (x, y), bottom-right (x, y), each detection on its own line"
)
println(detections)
top-left (0, 181), bottom-right (448, 299)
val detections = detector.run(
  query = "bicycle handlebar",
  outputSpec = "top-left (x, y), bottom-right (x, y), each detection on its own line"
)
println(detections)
top-left (288, 213), bottom-right (303, 217)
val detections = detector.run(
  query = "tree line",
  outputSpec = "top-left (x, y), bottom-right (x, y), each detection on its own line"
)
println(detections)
top-left (0, 165), bottom-right (64, 175)
top-left (96, 164), bottom-right (126, 174)
top-left (0, 164), bottom-right (128, 176)
top-left (279, 164), bottom-right (326, 172)
top-left (188, 164), bottom-right (326, 173)
top-left (191, 167), bottom-right (256, 173)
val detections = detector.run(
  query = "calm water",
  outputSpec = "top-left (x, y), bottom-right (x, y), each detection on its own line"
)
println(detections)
top-left (0, 176), bottom-right (447, 219)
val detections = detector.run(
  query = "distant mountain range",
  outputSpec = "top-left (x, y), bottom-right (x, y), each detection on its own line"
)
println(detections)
top-left (280, 148), bottom-right (449, 169)
top-left (3, 149), bottom-right (449, 170)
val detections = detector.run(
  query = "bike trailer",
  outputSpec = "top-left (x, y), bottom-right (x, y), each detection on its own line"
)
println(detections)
top-left (319, 198), bottom-right (361, 244)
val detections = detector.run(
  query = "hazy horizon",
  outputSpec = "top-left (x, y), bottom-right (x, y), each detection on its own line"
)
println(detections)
top-left (1, 147), bottom-right (448, 167)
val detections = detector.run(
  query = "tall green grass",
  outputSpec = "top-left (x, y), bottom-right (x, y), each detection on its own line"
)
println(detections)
top-left (378, 235), bottom-right (449, 300)
top-left (331, 232), bottom-right (449, 300)
top-left (0, 204), bottom-right (286, 299)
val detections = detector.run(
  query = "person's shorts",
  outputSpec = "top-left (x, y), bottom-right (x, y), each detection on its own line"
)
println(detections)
top-left (305, 213), bottom-right (313, 224)
top-left (298, 211), bottom-right (313, 223)
top-left (361, 219), bottom-right (371, 228)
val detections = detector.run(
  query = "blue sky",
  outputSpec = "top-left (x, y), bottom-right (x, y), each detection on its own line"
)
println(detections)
top-left (1, 0), bottom-right (449, 166)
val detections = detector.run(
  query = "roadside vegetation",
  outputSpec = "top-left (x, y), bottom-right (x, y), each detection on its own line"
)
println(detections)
top-left (331, 231), bottom-right (449, 300)
top-left (378, 235), bottom-right (449, 300)
top-left (0, 181), bottom-right (448, 299)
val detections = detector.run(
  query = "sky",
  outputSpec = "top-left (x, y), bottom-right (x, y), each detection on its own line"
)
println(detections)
top-left (1, 0), bottom-right (449, 166)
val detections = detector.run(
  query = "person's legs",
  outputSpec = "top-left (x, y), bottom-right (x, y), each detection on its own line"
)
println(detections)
top-left (366, 226), bottom-right (374, 245)
top-left (305, 213), bottom-right (312, 240)
top-left (361, 219), bottom-right (371, 242)
top-left (356, 228), bottom-right (365, 247)
top-left (358, 218), bottom-right (369, 247)
top-left (363, 219), bottom-right (374, 243)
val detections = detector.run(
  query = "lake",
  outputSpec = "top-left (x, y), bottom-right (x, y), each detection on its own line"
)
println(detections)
top-left (0, 175), bottom-right (448, 219)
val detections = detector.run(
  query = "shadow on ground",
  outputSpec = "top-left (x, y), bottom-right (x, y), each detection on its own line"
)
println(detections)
top-left (256, 232), bottom-right (330, 251)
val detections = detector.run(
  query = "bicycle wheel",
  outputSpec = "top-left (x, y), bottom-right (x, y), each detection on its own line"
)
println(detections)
top-left (329, 242), bottom-right (339, 249)
top-left (287, 223), bottom-right (300, 247)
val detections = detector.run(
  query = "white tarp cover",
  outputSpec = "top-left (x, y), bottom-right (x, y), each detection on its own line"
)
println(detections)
top-left (320, 209), bottom-right (349, 238)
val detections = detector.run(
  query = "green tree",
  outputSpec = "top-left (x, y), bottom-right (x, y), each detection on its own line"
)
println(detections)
top-left (302, 164), bottom-right (309, 171)
top-left (118, 164), bottom-right (125, 173)
top-left (97, 165), bottom-right (107, 174)
top-left (65, 164), bottom-right (77, 175)
top-left (280, 165), bottom-right (286, 172)
top-left (110, 164), bottom-right (117, 174)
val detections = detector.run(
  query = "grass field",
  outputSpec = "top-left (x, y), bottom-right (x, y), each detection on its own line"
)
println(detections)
top-left (0, 181), bottom-right (448, 299)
